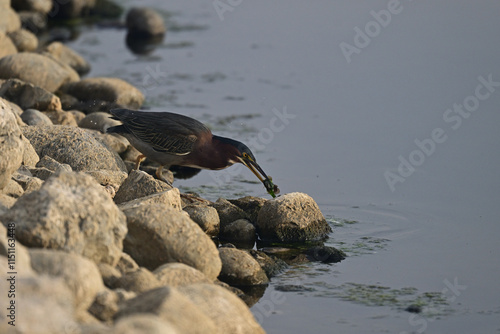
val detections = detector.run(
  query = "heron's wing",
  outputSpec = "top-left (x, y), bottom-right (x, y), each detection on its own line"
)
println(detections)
top-left (110, 109), bottom-right (211, 155)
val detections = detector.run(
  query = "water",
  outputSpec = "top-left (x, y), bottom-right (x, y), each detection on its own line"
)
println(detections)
top-left (67, 0), bottom-right (500, 332)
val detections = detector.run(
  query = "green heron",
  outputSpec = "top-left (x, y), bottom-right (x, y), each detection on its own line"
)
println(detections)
top-left (107, 108), bottom-right (279, 197)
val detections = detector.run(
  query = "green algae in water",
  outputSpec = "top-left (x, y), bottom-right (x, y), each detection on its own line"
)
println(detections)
top-left (333, 236), bottom-right (390, 256)
top-left (328, 283), bottom-right (453, 318)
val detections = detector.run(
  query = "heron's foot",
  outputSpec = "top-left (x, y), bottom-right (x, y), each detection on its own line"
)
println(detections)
top-left (134, 154), bottom-right (146, 170)
top-left (155, 166), bottom-right (174, 187)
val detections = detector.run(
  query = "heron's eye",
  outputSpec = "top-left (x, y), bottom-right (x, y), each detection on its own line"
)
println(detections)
top-left (242, 152), bottom-right (249, 159)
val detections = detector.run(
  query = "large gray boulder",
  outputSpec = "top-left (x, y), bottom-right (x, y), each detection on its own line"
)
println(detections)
top-left (22, 125), bottom-right (127, 173)
top-left (0, 98), bottom-right (23, 190)
top-left (1, 171), bottom-right (128, 265)
top-left (153, 263), bottom-right (210, 287)
top-left (179, 283), bottom-right (266, 334)
top-left (42, 41), bottom-right (90, 75)
top-left (122, 203), bottom-right (222, 280)
top-left (183, 205), bottom-right (220, 236)
top-left (0, 53), bottom-right (79, 92)
top-left (114, 267), bottom-right (161, 293)
top-left (60, 77), bottom-right (144, 109)
top-left (256, 192), bottom-right (332, 242)
top-left (7, 28), bottom-right (38, 52)
top-left (113, 314), bottom-right (179, 334)
top-left (0, 78), bottom-right (62, 111)
top-left (29, 249), bottom-right (105, 313)
top-left (0, 275), bottom-right (77, 333)
top-left (218, 247), bottom-right (269, 286)
top-left (113, 169), bottom-right (173, 204)
top-left (0, 7), bottom-right (21, 33)
top-left (0, 31), bottom-right (17, 58)
top-left (114, 286), bottom-right (217, 334)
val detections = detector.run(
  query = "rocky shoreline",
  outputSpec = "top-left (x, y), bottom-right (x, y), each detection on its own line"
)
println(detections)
top-left (0, 1), bottom-right (344, 333)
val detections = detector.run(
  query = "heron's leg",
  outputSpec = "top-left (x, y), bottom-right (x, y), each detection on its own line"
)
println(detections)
top-left (134, 154), bottom-right (146, 170)
top-left (155, 165), bottom-right (173, 187)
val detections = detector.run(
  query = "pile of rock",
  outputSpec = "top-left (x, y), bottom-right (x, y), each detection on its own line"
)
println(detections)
top-left (0, 1), bottom-right (342, 333)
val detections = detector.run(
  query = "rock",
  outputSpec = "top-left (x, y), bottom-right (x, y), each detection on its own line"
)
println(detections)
top-left (114, 286), bottom-right (217, 334)
top-left (113, 169), bottom-right (173, 204)
top-left (11, 170), bottom-right (43, 194)
top-left (211, 198), bottom-right (248, 228)
top-left (179, 283), bottom-right (266, 334)
top-left (88, 288), bottom-right (120, 323)
top-left (0, 78), bottom-right (62, 111)
top-left (0, 52), bottom-right (79, 92)
top-left (20, 108), bottom-right (53, 126)
top-left (7, 28), bottom-right (38, 52)
top-left (113, 314), bottom-right (179, 334)
top-left (52, 0), bottom-right (96, 18)
top-left (94, 132), bottom-right (129, 154)
top-left (36, 154), bottom-right (72, 172)
top-left (118, 190), bottom-right (183, 214)
top-left (11, 0), bottom-right (53, 14)
top-left (79, 111), bottom-right (122, 133)
top-left (183, 205), bottom-right (220, 236)
top-left (1, 171), bottom-right (127, 265)
top-left (68, 109), bottom-right (86, 123)
top-left (86, 169), bottom-right (127, 195)
top-left (1, 178), bottom-right (24, 197)
top-left (248, 250), bottom-right (287, 278)
top-left (126, 7), bottom-right (166, 37)
top-left (0, 31), bottom-right (17, 58)
top-left (115, 267), bottom-right (162, 293)
top-left (115, 251), bottom-right (139, 275)
top-left (0, 98), bottom-right (24, 190)
top-left (29, 249), bottom-right (105, 313)
top-left (60, 77), bottom-right (144, 110)
top-left (305, 245), bottom-right (346, 263)
top-left (0, 275), bottom-right (77, 334)
top-left (256, 192), bottom-right (332, 242)
top-left (0, 193), bottom-right (16, 209)
top-left (0, 0), bottom-right (9, 9)
top-left (22, 125), bottom-right (127, 172)
top-left (21, 133), bottom-right (40, 166)
top-left (3, 97), bottom-right (22, 116)
top-left (43, 109), bottom-right (78, 125)
top-left (122, 203), bottom-right (222, 280)
top-left (98, 262), bottom-right (122, 288)
top-left (218, 247), bottom-right (269, 286)
top-left (229, 196), bottom-right (267, 224)
top-left (219, 218), bottom-right (256, 246)
top-left (0, 7), bottom-right (21, 33)
top-left (18, 10), bottom-right (48, 33)
top-left (153, 263), bottom-right (210, 287)
top-left (42, 41), bottom-right (91, 75)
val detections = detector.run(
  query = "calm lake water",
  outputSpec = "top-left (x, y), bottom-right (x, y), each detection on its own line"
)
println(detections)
top-left (68, 0), bottom-right (500, 332)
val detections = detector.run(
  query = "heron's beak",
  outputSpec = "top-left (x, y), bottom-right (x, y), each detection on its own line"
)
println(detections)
top-left (237, 156), bottom-right (268, 183)
top-left (238, 156), bottom-right (280, 198)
